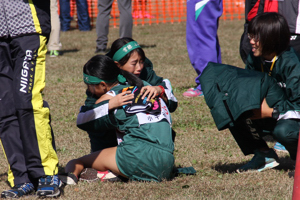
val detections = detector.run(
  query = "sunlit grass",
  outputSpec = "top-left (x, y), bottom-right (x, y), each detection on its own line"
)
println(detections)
top-left (0, 20), bottom-right (294, 199)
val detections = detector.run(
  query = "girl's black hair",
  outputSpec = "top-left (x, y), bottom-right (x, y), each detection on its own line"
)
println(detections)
top-left (83, 55), bottom-right (143, 88)
top-left (248, 12), bottom-right (290, 57)
top-left (106, 37), bottom-right (146, 66)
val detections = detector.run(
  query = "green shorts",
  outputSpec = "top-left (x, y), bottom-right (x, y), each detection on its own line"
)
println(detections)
top-left (116, 138), bottom-right (174, 182)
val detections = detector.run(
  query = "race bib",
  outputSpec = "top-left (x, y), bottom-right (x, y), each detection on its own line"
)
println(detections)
top-left (136, 98), bottom-right (172, 125)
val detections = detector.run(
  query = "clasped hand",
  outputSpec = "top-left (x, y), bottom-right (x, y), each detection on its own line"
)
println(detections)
top-left (251, 98), bottom-right (274, 119)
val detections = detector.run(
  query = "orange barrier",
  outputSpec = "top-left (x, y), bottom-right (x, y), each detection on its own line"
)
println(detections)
top-left (59, 0), bottom-right (245, 28)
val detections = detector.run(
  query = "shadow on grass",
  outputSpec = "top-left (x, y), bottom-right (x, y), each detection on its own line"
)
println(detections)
top-left (212, 162), bottom-right (243, 174)
top-left (276, 156), bottom-right (295, 171)
top-left (58, 165), bottom-right (65, 174)
top-left (0, 173), bottom-right (9, 187)
top-left (140, 44), bottom-right (156, 49)
top-left (59, 49), bottom-right (80, 55)
top-left (212, 156), bottom-right (295, 174)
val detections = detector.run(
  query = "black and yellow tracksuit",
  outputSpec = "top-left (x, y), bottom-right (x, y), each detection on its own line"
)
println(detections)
top-left (0, 0), bottom-right (58, 187)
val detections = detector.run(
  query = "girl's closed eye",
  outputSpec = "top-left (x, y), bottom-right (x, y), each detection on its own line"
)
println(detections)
top-left (131, 60), bottom-right (138, 66)
top-left (119, 51), bottom-right (144, 76)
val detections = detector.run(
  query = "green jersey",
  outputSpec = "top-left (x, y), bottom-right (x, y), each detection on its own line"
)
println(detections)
top-left (77, 84), bottom-right (175, 181)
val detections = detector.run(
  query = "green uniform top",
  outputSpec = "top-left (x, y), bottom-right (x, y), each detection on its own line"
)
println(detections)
top-left (81, 57), bottom-right (177, 152)
top-left (84, 58), bottom-right (177, 111)
top-left (77, 83), bottom-right (174, 152)
top-left (246, 47), bottom-right (300, 119)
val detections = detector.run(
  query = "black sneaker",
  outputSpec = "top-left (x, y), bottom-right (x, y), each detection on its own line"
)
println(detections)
top-left (36, 175), bottom-right (62, 197)
top-left (1, 182), bottom-right (34, 198)
top-left (236, 149), bottom-right (279, 173)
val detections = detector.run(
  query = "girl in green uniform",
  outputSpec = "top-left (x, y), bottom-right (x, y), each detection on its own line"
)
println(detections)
top-left (106, 37), bottom-right (177, 112)
top-left (201, 12), bottom-right (300, 173)
top-left (86, 38), bottom-right (177, 153)
top-left (62, 54), bottom-right (174, 183)
top-left (234, 12), bottom-right (300, 172)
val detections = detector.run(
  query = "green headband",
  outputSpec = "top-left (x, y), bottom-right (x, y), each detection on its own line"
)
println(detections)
top-left (112, 41), bottom-right (141, 61)
top-left (83, 73), bottom-right (126, 84)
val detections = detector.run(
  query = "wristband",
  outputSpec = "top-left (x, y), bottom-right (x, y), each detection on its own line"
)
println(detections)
top-left (158, 85), bottom-right (165, 97)
top-left (272, 107), bottom-right (279, 120)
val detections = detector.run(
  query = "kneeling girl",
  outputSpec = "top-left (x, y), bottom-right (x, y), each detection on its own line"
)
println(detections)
top-left (64, 55), bottom-right (174, 182)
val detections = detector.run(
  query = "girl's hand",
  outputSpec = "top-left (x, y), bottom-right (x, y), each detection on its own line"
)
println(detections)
top-left (108, 91), bottom-right (134, 110)
top-left (96, 94), bottom-right (113, 104)
top-left (140, 86), bottom-right (161, 100)
top-left (251, 98), bottom-right (273, 119)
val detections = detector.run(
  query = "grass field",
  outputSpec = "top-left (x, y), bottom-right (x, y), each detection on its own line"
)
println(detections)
top-left (0, 20), bottom-right (295, 199)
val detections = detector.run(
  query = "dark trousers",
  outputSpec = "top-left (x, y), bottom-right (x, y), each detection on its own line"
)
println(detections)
top-left (0, 35), bottom-right (58, 187)
top-left (96, 0), bottom-right (132, 49)
top-left (59, 0), bottom-right (91, 31)
top-left (229, 117), bottom-right (299, 160)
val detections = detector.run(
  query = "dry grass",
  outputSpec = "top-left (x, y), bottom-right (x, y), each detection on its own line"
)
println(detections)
top-left (0, 20), bottom-right (295, 199)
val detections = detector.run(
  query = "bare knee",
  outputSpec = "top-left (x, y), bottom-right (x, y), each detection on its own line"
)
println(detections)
top-left (65, 159), bottom-right (84, 176)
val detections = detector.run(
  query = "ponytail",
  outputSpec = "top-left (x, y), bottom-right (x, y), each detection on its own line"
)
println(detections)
top-left (120, 69), bottom-right (144, 88)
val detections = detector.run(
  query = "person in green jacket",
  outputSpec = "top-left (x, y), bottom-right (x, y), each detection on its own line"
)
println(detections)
top-left (107, 37), bottom-right (178, 113)
top-left (201, 12), bottom-right (300, 174)
top-left (60, 55), bottom-right (174, 184)
top-left (86, 38), bottom-right (177, 153)
top-left (234, 12), bottom-right (300, 173)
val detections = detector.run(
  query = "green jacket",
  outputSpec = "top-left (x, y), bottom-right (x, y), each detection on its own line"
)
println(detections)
top-left (85, 58), bottom-right (177, 112)
top-left (246, 47), bottom-right (300, 119)
top-left (77, 84), bottom-right (174, 152)
top-left (199, 62), bottom-right (287, 130)
top-left (82, 58), bottom-right (177, 152)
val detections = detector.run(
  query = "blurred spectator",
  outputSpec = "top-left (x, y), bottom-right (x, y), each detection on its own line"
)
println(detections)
top-left (132, 0), bottom-right (154, 19)
top-left (184, 0), bottom-right (223, 97)
top-left (95, 0), bottom-right (133, 53)
top-left (48, 0), bottom-right (62, 57)
top-left (59, 0), bottom-right (91, 31)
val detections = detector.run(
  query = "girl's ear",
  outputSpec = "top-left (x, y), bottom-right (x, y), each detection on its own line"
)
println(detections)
top-left (114, 61), bottom-right (121, 68)
top-left (99, 81), bottom-right (108, 93)
top-left (99, 81), bottom-right (107, 88)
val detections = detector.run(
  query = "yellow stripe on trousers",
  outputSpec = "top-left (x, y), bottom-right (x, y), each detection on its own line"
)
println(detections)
top-left (29, 0), bottom-right (58, 175)
top-left (32, 35), bottom-right (59, 176)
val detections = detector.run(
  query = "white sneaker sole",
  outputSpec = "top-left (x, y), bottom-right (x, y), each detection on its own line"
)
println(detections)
top-left (37, 189), bottom-right (60, 197)
top-left (58, 174), bottom-right (77, 185)
top-left (257, 160), bottom-right (280, 172)
top-left (236, 160), bottom-right (280, 173)
top-left (274, 149), bottom-right (289, 153)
